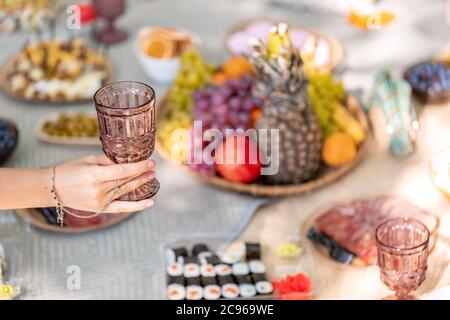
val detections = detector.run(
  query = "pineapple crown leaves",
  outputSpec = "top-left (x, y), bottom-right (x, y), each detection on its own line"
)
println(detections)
top-left (249, 27), bottom-right (307, 107)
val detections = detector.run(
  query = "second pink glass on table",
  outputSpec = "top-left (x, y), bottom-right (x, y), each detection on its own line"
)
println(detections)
top-left (95, 81), bottom-right (159, 201)
top-left (376, 217), bottom-right (430, 300)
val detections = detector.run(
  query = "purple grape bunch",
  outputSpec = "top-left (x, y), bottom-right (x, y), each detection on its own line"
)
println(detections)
top-left (188, 75), bottom-right (264, 175)
top-left (192, 74), bottom-right (263, 132)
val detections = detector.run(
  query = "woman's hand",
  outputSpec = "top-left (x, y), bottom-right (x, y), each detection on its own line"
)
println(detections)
top-left (54, 155), bottom-right (156, 213)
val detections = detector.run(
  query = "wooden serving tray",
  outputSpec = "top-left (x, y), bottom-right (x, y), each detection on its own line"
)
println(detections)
top-left (156, 94), bottom-right (368, 197)
top-left (224, 18), bottom-right (344, 71)
top-left (300, 197), bottom-right (440, 268)
top-left (0, 53), bottom-right (114, 105)
top-left (15, 208), bottom-right (137, 234)
top-left (36, 112), bottom-right (101, 146)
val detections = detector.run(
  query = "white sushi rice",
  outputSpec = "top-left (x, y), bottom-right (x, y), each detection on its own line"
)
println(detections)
top-left (186, 285), bottom-right (203, 300)
top-left (200, 264), bottom-right (216, 277)
top-left (221, 252), bottom-right (242, 265)
top-left (220, 242), bottom-right (245, 264)
top-left (167, 284), bottom-right (185, 300)
top-left (239, 284), bottom-right (256, 298)
top-left (166, 262), bottom-right (183, 277)
top-left (255, 281), bottom-right (273, 295)
top-left (232, 262), bottom-right (249, 276)
top-left (204, 285), bottom-right (221, 300)
top-left (165, 249), bottom-right (176, 264)
top-left (222, 284), bottom-right (240, 299)
top-left (184, 263), bottom-right (200, 278)
top-left (249, 260), bottom-right (266, 274)
top-left (215, 264), bottom-right (231, 276)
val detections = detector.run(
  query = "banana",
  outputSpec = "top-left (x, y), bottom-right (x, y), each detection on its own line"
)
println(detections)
top-left (332, 102), bottom-right (365, 143)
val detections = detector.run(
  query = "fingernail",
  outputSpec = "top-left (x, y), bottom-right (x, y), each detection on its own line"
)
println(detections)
top-left (148, 170), bottom-right (155, 177)
top-left (148, 160), bottom-right (155, 168)
top-left (146, 200), bottom-right (154, 207)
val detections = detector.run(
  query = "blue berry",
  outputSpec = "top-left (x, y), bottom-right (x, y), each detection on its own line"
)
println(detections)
top-left (0, 119), bottom-right (18, 152)
top-left (406, 62), bottom-right (450, 93)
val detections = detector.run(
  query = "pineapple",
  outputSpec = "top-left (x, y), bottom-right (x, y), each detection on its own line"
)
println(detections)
top-left (250, 24), bottom-right (322, 184)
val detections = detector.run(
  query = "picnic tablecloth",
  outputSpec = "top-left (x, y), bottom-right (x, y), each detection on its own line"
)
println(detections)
top-left (0, 0), bottom-right (449, 299)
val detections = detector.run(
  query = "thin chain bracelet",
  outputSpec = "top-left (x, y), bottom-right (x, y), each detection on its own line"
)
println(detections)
top-left (50, 167), bottom-right (64, 227)
top-left (50, 167), bottom-right (120, 226)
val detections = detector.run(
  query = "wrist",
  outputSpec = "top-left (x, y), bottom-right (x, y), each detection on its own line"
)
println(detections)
top-left (38, 168), bottom-right (56, 208)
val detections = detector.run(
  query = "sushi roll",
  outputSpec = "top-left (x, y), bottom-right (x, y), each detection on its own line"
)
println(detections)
top-left (167, 275), bottom-right (185, 286)
top-left (186, 285), bottom-right (203, 300)
top-left (183, 256), bottom-right (199, 264)
top-left (166, 247), bottom-right (188, 263)
top-left (239, 284), bottom-right (257, 298)
top-left (220, 242), bottom-right (245, 265)
top-left (222, 284), bottom-right (240, 299)
top-left (200, 264), bottom-right (216, 278)
top-left (198, 251), bottom-right (214, 261)
top-left (215, 264), bottom-right (232, 276)
top-left (166, 262), bottom-right (183, 277)
top-left (249, 260), bottom-right (266, 274)
top-left (217, 275), bottom-right (234, 286)
top-left (245, 243), bottom-right (261, 260)
top-left (186, 277), bottom-right (201, 286)
top-left (255, 281), bottom-right (273, 295)
top-left (251, 273), bottom-right (267, 283)
top-left (202, 255), bottom-right (221, 266)
top-left (167, 283), bottom-right (186, 300)
top-left (184, 263), bottom-right (200, 278)
top-left (235, 275), bottom-right (252, 285)
top-left (201, 276), bottom-right (217, 287)
top-left (232, 262), bottom-right (249, 276)
top-left (192, 243), bottom-right (210, 256)
top-left (204, 285), bottom-right (221, 300)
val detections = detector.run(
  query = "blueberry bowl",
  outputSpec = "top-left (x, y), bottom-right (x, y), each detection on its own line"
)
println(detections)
top-left (404, 61), bottom-right (450, 104)
top-left (0, 118), bottom-right (18, 165)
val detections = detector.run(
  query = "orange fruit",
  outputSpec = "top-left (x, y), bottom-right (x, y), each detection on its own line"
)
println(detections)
top-left (348, 10), bottom-right (395, 30)
top-left (322, 132), bottom-right (357, 167)
top-left (250, 108), bottom-right (261, 127)
top-left (212, 72), bottom-right (229, 85)
top-left (223, 56), bottom-right (253, 79)
top-left (141, 33), bottom-right (175, 58)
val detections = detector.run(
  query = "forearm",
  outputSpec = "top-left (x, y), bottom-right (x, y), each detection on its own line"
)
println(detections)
top-left (0, 168), bottom-right (54, 210)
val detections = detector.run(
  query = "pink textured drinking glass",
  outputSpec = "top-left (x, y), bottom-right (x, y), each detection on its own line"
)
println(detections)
top-left (95, 81), bottom-right (159, 201)
top-left (92, 0), bottom-right (127, 44)
top-left (376, 217), bottom-right (430, 300)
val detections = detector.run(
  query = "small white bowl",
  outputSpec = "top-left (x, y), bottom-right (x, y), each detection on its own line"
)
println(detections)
top-left (134, 27), bottom-right (201, 85)
top-left (134, 41), bottom-right (180, 85)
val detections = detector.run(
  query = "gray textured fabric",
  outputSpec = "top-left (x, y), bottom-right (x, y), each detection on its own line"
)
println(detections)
top-left (0, 0), bottom-right (447, 299)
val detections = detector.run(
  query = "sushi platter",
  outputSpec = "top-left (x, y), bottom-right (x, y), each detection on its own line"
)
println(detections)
top-left (158, 234), bottom-right (315, 300)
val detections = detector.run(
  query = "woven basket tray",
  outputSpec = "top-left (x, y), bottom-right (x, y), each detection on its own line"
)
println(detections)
top-left (156, 94), bottom-right (368, 197)
top-left (224, 18), bottom-right (344, 71)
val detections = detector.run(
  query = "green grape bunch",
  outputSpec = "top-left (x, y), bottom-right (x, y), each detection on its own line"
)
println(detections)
top-left (158, 48), bottom-right (213, 142)
top-left (306, 70), bottom-right (345, 137)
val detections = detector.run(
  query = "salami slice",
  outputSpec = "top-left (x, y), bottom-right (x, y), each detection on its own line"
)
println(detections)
top-left (314, 196), bottom-right (438, 265)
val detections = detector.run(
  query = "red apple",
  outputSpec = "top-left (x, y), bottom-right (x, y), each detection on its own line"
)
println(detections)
top-left (214, 135), bottom-right (261, 183)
